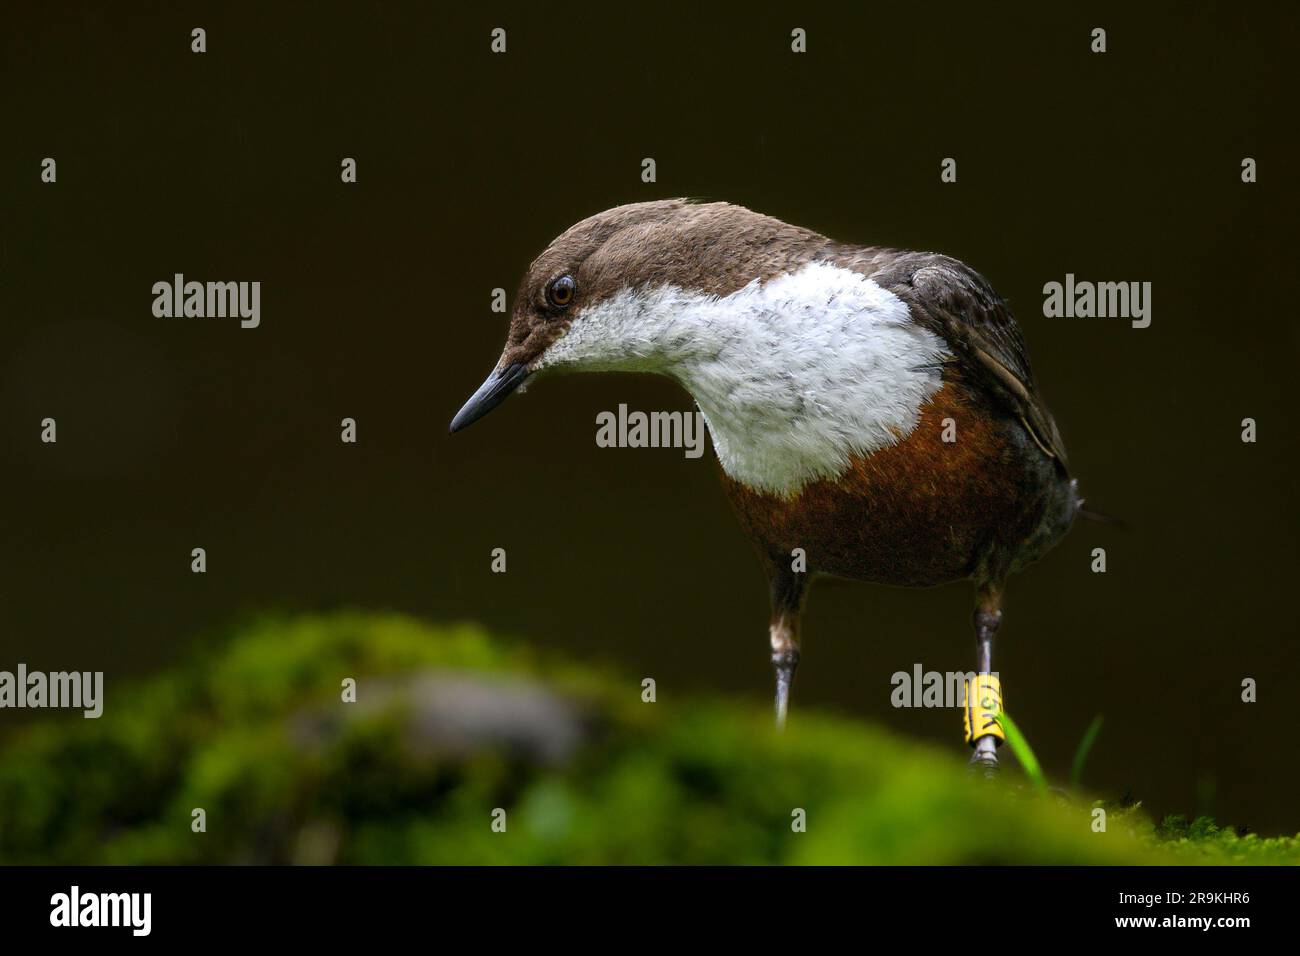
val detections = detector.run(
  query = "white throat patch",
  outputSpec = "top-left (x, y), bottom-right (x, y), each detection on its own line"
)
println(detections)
top-left (534, 261), bottom-right (950, 496)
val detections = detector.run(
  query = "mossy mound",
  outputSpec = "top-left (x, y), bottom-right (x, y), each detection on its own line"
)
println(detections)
top-left (0, 612), bottom-right (1294, 865)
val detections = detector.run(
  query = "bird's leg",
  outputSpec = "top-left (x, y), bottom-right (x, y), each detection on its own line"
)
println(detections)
top-left (771, 613), bottom-right (800, 730)
top-left (768, 564), bottom-right (808, 731)
top-left (966, 584), bottom-right (1005, 774)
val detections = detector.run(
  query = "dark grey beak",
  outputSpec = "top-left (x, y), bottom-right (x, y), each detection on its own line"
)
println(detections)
top-left (449, 362), bottom-right (530, 433)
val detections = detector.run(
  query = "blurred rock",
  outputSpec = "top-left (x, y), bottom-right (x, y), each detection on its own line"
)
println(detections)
top-left (292, 671), bottom-right (589, 766)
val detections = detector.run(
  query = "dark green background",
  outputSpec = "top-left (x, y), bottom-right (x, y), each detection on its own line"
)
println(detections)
top-left (3, 3), bottom-right (1297, 832)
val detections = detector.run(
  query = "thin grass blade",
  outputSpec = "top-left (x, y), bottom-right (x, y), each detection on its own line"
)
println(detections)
top-left (1069, 715), bottom-right (1104, 790)
top-left (996, 711), bottom-right (1047, 792)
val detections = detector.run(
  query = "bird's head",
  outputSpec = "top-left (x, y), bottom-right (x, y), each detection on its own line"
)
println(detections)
top-left (449, 199), bottom-right (821, 433)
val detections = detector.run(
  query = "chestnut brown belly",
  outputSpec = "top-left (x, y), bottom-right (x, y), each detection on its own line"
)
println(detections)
top-left (719, 382), bottom-right (1068, 587)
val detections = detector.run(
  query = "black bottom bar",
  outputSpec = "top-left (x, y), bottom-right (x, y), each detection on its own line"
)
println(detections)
top-left (0, 865), bottom-right (1285, 941)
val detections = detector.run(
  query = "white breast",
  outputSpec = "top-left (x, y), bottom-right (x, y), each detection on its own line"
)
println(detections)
top-left (534, 261), bottom-right (950, 496)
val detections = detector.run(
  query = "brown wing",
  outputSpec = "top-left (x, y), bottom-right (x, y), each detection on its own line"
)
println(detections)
top-left (887, 254), bottom-right (1069, 470)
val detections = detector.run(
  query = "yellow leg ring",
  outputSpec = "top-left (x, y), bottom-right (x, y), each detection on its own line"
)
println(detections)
top-left (963, 674), bottom-right (1005, 747)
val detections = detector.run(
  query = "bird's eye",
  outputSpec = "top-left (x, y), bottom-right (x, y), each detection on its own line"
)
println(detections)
top-left (547, 275), bottom-right (576, 309)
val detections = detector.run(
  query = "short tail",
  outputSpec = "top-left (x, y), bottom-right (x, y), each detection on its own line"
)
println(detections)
top-left (1078, 503), bottom-right (1129, 530)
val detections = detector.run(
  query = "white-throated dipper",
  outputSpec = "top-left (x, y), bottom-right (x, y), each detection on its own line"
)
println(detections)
top-left (451, 200), bottom-right (1086, 770)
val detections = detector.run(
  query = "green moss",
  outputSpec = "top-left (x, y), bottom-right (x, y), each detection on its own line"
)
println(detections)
top-left (0, 612), bottom-right (1295, 865)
